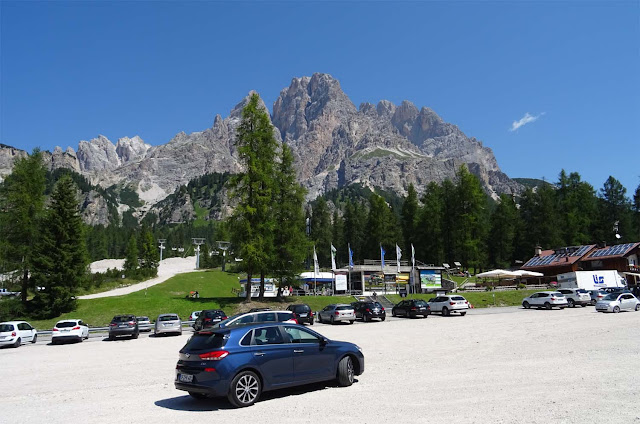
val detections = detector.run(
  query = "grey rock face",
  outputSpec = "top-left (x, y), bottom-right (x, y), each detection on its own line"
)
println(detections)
top-left (77, 135), bottom-right (121, 173)
top-left (0, 73), bottom-right (521, 225)
top-left (81, 190), bottom-right (112, 226)
top-left (0, 144), bottom-right (28, 181)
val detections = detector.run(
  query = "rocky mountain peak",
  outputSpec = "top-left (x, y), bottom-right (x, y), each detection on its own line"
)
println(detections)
top-left (77, 135), bottom-right (121, 173)
top-left (376, 100), bottom-right (396, 118)
top-left (115, 136), bottom-right (150, 163)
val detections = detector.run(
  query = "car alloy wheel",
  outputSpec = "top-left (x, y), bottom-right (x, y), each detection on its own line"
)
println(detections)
top-left (31, 334), bottom-right (37, 343)
top-left (442, 307), bottom-right (449, 317)
top-left (337, 356), bottom-right (354, 387)
top-left (523, 301), bottom-right (530, 309)
top-left (568, 299), bottom-right (575, 308)
top-left (544, 302), bottom-right (552, 310)
top-left (13, 337), bottom-right (21, 348)
top-left (636, 304), bottom-right (640, 311)
top-left (613, 306), bottom-right (620, 313)
top-left (228, 371), bottom-right (261, 407)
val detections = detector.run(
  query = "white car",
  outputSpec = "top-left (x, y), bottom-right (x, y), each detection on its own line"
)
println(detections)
top-left (154, 314), bottom-right (182, 336)
top-left (428, 295), bottom-right (470, 316)
top-left (52, 319), bottom-right (89, 344)
top-left (0, 321), bottom-right (38, 348)
top-left (522, 291), bottom-right (568, 310)
top-left (595, 293), bottom-right (640, 313)
top-left (557, 288), bottom-right (592, 307)
top-left (188, 311), bottom-right (201, 321)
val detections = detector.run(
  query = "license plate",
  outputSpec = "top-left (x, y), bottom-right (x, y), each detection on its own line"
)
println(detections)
top-left (299, 313), bottom-right (307, 317)
top-left (62, 329), bottom-right (70, 332)
top-left (119, 325), bottom-right (128, 328)
top-left (178, 374), bottom-right (193, 383)
top-left (0, 336), bottom-right (6, 340)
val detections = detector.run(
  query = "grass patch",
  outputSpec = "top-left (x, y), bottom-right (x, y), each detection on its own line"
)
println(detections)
top-left (353, 148), bottom-right (406, 161)
top-left (26, 270), bottom-right (359, 330)
top-left (385, 289), bottom-right (540, 308)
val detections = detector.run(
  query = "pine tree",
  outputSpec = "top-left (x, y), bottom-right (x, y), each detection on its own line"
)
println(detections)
top-left (488, 194), bottom-right (519, 268)
top-left (124, 234), bottom-right (139, 271)
top-left (310, 198), bottom-right (332, 267)
top-left (228, 93), bottom-right (278, 301)
top-left (343, 200), bottom-right (366, 264)
top-left (556, 170), bottom-right (597, 245)
top-left (415, 182), bottom-right (444, 266)
top-left (401, 184), bottom-right (419, 253)
top-left (331, 209), bottom-right (345, 267)
top-left (0, 149), bottom-right (46, 305)
top-left (30, 175), bottom-right (89, 317)
top-left (271, 144), bottom-right (308, 292)
top-left (139, 227), bottom-right (159, 276)
top-left (596, 176), bottom-right (632, 243)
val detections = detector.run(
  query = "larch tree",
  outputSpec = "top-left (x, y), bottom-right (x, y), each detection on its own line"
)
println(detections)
top-left (0, 149), bottom-right (46, 305)
top-left (229, 93), bottom-right (278, 301)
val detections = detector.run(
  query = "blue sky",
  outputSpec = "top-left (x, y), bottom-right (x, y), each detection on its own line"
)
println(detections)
top-left (1, 1), bottom-right (639, 193)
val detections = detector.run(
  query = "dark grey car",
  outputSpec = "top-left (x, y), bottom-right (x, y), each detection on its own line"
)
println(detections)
top-left (108, 315), bottom-right (139, 340)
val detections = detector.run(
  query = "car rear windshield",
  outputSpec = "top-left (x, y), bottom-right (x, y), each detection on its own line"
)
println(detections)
top-left (205, 310), bottom-right (224, 318)
top-left (414, 300), bottom-right (428, 307)
top-left (292, 305), bottom-right (310, 312)
top-left (0, 324), bottom-right (14, 332)
top-left (336, 305), bottom-right (352, 311)
top-left (184, 332), bottom-right (228, 351)
top-left (137, 317), bottom-right (149, 321)
top-left (112, 316), bottom-right (134, 323)
top-left (56, 322), bottom-right (78, 328)
top-left (451, 296), bottom-right (466, 301)
top-left (159, 315), bottom-right (179, 321)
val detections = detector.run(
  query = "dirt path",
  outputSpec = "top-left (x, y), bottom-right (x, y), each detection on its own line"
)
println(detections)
top-left (80, 256), bottom-right (199, 299)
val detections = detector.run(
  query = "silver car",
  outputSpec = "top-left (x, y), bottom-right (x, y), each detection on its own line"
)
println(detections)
top-left (595, 293), bottom-right (640, 313)
top-left (154, 314), bottom-right (182, 336)
top-left (317, 304), bottom-right (355, 325)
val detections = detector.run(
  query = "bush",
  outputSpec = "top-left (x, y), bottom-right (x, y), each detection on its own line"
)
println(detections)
top-left (0, 297), bottom-right (27, 322)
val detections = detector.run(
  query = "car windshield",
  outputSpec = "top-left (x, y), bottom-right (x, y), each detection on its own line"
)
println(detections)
top-left (0, 324), bottom-right (14, 332)
top-left (183, 332), bottom-right (228, 352)
top-left (55, 322), bottom-right (78, 328)
top-left (336, 305), bottom-right (353, 311)
top-left (159, 315), bottom-right (179, 321)
top-left (604, 293), bottom-right (619, 300)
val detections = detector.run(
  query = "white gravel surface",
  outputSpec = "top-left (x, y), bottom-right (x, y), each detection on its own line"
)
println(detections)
top-left (81, 256), bottom-right (198, 299)
top-left (2, 306), bottom-right (639, 424)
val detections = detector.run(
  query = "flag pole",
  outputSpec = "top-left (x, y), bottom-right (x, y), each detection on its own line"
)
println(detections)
top-left (348, 243), bottom-right (352, 294)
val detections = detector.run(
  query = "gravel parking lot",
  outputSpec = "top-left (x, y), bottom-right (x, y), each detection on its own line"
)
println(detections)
top-left (2, 306), bottom-right (639, 423)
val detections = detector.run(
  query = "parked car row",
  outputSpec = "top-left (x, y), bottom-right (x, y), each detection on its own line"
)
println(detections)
top-left (522, 290), bottom-right (640, 313)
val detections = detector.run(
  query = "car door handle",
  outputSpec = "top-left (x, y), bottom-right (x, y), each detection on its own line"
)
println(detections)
top-left (253, 352), bottom-right (265, 356)
top-left (293, 349), bottom-right (304, 353)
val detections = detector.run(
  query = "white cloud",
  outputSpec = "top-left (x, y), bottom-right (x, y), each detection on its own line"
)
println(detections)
top-left (510, 112), bottom-right (545, 132)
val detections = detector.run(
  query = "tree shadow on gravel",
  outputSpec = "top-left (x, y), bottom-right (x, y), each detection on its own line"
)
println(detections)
top-left (155, 379), bottom-right (359, 411)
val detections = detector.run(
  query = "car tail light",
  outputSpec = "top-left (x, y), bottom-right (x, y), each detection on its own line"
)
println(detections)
top-left (449, 302), bottom-right (456, 306)
top-left (204, 318), bottom-right (212, 322)
top-left (12, 331), bottom-right (16, 336)
top-left (53, 328), bottom-right (59, 332)
top-left (72, 326), bottom-right (80, 330)
top-left (128, 321), bottom-right (136, 326)
top-left (550, 297), bottom-right (556, 301)
top-left (204, 368), bottom-right (216, 372)
top-left (309, 312), bottom-right (313, 317)
top-left (109, 323), bottom-right (117, 327)
top-left (366, 308), bottom-right (371, 312)
top-left (292, 318), bottom-right (298, 324)
top-left (199, 350), bottom-right (229, 360)
top-left (381, 307), bottom-right (385, 311)
top-left (222, 316), bottom-right (227, 320)
top-left (411, 307), bottom-right (417, 311)
top-left (335, 311), bottom-right (340, 315)
top-left (465, 301), bottom-right (468, 304)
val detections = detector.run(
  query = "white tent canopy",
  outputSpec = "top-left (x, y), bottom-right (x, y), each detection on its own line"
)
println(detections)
top-left (511, 270), bottom-right (544, 278)
top-left (476, 269), bottom-right (519, 279)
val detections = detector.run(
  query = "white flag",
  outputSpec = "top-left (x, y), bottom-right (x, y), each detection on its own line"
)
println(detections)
top-left (396, 244), bottom-right (402, 273)
top-left (330, 244), bottom-right (337, 270)
top-left (313, 245), bottom-right (319, 276)
top-left (411, 243), bottom-right (415, 268)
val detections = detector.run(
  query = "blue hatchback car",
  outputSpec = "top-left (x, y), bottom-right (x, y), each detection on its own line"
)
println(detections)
top-left (175, 322), bottom-right (364, 407)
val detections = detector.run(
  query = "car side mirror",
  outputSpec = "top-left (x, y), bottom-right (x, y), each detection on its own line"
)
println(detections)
top-left (320, 337), bottom-right (329, 345)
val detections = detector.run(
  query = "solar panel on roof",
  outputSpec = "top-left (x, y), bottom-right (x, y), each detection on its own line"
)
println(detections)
top-left (590, 243), bottom-right (634, 258)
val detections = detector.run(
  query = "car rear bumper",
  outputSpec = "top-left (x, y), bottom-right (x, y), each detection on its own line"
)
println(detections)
top-left (52, 334), bottom-right (82, 341)
top-left (155, 326), bottom-right (182, 334)
top-left (109, 329), bottom-right (137, 336)
top-left (0, 337), bottom-right (18, 346)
